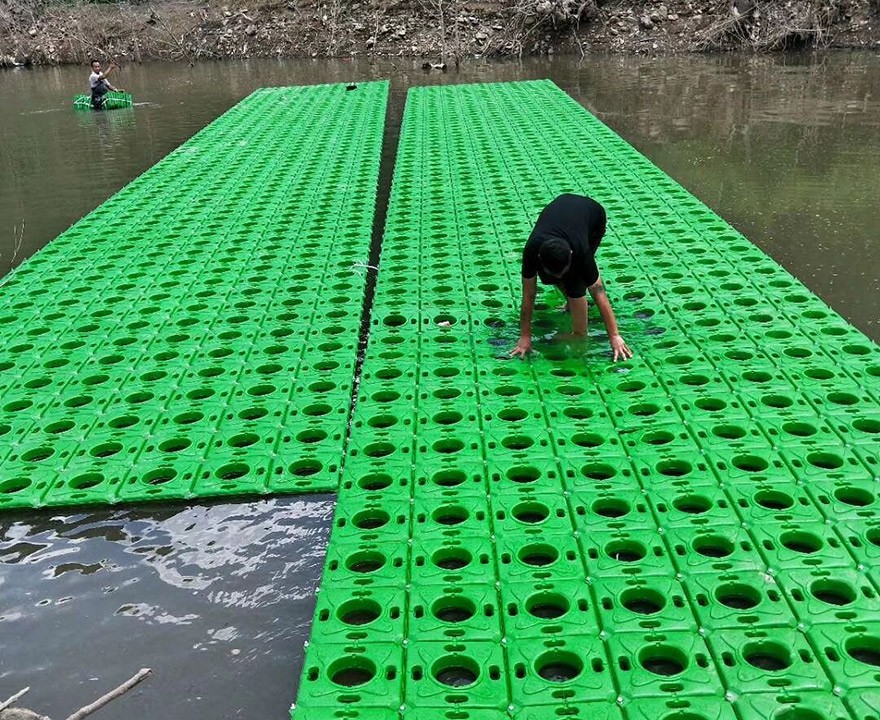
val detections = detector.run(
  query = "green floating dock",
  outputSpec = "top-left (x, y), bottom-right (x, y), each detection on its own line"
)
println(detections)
top-left (74, 90), bottom-right (134, 110)
top-left (2, 77), bottom-right (879, 720)
top-left (292, 81), bottom-right (880, 719)
top-left (0, 81), bottom-right (388, 507)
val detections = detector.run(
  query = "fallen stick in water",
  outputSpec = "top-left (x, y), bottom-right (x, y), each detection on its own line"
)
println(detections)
top-left (0, 688), bottom-right (30, 713)
top-left (64, 669), bottom-right (152, 720)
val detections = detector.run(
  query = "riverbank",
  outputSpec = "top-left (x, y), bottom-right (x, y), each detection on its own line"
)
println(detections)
top-left (1, 0), bottom-right (878, 66)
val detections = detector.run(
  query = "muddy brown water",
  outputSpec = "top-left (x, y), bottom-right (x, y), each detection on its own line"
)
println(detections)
top-left (0, 498), bottom-right (333, 719)
top-left (1, 51), bottom-right (879, 719)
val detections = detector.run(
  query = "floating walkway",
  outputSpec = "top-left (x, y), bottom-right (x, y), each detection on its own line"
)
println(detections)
top-left (0, 81), bottom-right (388, 507)
top-left (1, 79), bottom-right (879, 720)
top-left (292, 82), bottom-right (880, 720)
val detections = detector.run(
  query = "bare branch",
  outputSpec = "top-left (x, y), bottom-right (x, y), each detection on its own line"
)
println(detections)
top-left (0, 687), bottom-right (30, 712)
top-left (64, 668), bottom-right (152, 720)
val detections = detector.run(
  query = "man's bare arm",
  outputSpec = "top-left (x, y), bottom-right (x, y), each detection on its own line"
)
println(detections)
top-left (588, 276), bottom-right (633, 361)
top-left (588, 278), bottom-right (618, 336)
top-left (510, 276), bottom-right (537, 358)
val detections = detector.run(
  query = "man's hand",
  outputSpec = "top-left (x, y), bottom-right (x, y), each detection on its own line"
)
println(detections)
top-left (510, 336), bottom-right (532, 359)
top-left (609, 334), bottom-right (633, 362)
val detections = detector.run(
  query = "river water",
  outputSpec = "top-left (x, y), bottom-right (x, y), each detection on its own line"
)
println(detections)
top-left (1, 52), bottom-right (879, 719)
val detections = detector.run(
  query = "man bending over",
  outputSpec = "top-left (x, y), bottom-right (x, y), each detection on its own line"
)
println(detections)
top-left (510, 193), bottom-right (633, 362)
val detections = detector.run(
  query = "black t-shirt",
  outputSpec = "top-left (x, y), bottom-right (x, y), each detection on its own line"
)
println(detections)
top-left (521, 194), bottom-right (607, 299)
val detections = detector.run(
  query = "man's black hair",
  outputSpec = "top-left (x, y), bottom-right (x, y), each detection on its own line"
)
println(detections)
top-left (91, 59), bottom-right (100, 66)
top-left (539, 237), bottom-right (571, 275)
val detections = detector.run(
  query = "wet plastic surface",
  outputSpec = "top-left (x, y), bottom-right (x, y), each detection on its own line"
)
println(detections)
top-left (0, 81), bottom-right (388, 509)
top-left (292, 81), bottom-right (880, 719)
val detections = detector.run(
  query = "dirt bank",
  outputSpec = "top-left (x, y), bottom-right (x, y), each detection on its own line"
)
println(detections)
top-left (1, 0), bottom-right (878, 66)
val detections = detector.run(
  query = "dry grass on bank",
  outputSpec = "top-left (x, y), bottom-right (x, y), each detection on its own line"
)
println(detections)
top-left (1, 0), bottom-right (877, 65)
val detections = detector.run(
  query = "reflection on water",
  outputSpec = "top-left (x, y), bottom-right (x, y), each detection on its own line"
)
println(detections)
top-left (0, 497), bottom-right (333, 720)
top-left (74, 106), bottom-right (137, 133)
top-left (571, 53), bottom-right (880, 339)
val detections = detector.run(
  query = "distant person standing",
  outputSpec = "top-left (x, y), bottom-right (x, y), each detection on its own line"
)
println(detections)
top-left (88, 59), bottom-right (122, 110)
top-left (511, 193), bottom-right (633, 362)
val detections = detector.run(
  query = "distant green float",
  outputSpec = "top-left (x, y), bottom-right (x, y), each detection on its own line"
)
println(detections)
top-left (73, 91), bottom-right (133, 110)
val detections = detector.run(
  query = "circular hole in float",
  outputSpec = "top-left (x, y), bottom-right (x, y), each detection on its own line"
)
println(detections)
top-left (160, 438), bottom-right (191, 453)
top-left (712, 424), bottom-right (746, 440)
top-left (507, 466), bottom-right (540, 484)
top-left (352, 510), bottom-right (390, 530)
top-left (289, 459), bottom-right (322, 477)
top-left (572, 432), bottom-right (604, 448)
top-left (502, 435), bottom-right (533, 450)
top-left (780, 530), bottom-right (823, 554)
top-left (776, 711), bottom-right (828, 720)
top-left (535, 651), bottom-right (583, 683)
top-left (297, 429), bottom-right (328, 444)
top-left (658, 460), bottom-right (691, 477)
top-left (90, 442), bottom-right (122, 458)
top-left (69, 472), bottom-right (104, 490)
top-left (512, 501), bottom-right (550, 524)
top-left (328, 657), bottom-right (376, 687)
top-left (754, 490), bottom-right (793, 510)
top-left (432, 656), bottom-right (479, 688)
top-left (581, 463), bottom-right (616, 480)
top-left (807, 452), bottom-right (843, 470)
top-left (432, 470), bottom-right (466, 487)
top-left (431, 596), bottom-right (476, 624)
top-left (525, 592), bottom-right (569, 619)
top-left (593, 498), bottom-right (630, 518)
top-left (432, 505), bottom-right (468, 526)
top-left (844, 636), bottom-right (880, 667)
top-left (22, 447), bottom-right (54, 462)
top-left (693, 535), bottom-right (734, 558)
top-left (673, 494), bottom-right (711, 514)
top-left (338, 599), bottom-right (381, 626)
top-left (743, 641), bottom-right (791, 671)
top-left (782, 421), bottom-right (817, 437)
top-left (715, 582), bottom-right (760, 610)
top-left (642, 430), bottom-right (674, 446)
top-left (639, 645), bottom-right (687, 676)
top-left (432, 548), bottom-right (471, 570)
top-left (358, 473), bottom-right (391, 491)
top-left (345, 550), bottom-right (386, 574)
top-left (519, 544), bottom-right (558, 567)
top-left (143, 468), bottom-right (177, 485)
top-left (810, 579), bottom-right (856, 607)
top-left (733, 455), bottom-right (769, 473)
top-left (621, 588), bottom-right (665, 615)
top-left (605, 540), bottom-right (645, 563)
top-left (368, 414), bottom-right (397, 428)
top-left (853, 418), bottom-right (880, 435)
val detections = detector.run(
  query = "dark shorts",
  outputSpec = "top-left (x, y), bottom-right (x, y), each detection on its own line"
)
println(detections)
top-left (91, 83), bottom-right (108, 110)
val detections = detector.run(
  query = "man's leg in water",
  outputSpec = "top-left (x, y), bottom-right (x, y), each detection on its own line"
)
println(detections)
top-left (555, 284), bottom-right (569, 313)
